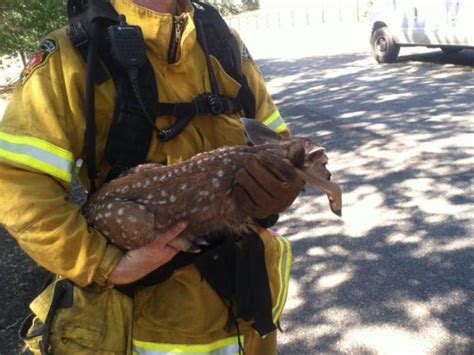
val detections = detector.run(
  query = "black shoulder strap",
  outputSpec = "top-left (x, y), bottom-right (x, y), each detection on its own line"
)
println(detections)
top-left (67, 0), bottom-right (258, 187)
top-left (67, 0), bottom-right (118, 84)
top-left (192, 1), bottom-right (257, 118)
top-left (67, 0), bottom-right (121, 192)
top-left (67, 0), bottom-right (160, 186)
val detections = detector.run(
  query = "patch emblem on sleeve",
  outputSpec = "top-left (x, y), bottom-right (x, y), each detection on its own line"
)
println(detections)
top-left (20, 39), bottom-right (58, 84)
top-left (242, 43), bottom-right (253, 61)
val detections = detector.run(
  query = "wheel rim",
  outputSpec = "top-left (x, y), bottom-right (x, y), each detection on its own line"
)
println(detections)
top-left (375, 37), bottom-right (388, 56)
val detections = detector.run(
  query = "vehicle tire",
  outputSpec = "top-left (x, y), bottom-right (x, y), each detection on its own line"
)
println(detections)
top-left (370, 26), bottom-right (400, 63)
top-left (441, 46), bottom-right (463, 54)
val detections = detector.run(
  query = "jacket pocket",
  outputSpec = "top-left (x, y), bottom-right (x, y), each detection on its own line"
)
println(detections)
top-left (23, 278), bottom-right (133, 354)
top-left (210, 55), bottom-right (241, 98)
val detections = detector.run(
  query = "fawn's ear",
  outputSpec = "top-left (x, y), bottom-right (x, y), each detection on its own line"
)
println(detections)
top-left (241, 117), bottom-right (286, 145)
top-left (307, 147), bottom-right (326, 161)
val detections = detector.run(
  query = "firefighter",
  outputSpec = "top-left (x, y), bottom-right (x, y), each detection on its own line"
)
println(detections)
top-left (0, 0), bottom-right (303, 353)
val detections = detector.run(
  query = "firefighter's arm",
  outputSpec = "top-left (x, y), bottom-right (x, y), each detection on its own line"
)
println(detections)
top-left (0, 34), bottom-right (122, 287)
top-left (0, 163), bottom-right (123, 287)
top-left (230, 29), bottom-right (290, 137)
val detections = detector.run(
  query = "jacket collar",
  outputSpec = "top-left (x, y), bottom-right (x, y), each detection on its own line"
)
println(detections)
top-left (110, 0), bottom-right (195, 61)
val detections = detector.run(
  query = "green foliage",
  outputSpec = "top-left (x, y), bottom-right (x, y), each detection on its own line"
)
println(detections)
top-left (0, 0), bottom-right (261, 56)
top-left (241, 0), bottom-right (260, 12)
top-left (0, 0), bottom-right (67, 56)
top-left (204, 0), bottom-right (260, 16)
top-left (361, 0), bottom-right (375, 18)
top-left (203, 0), bottom-right (242, 16)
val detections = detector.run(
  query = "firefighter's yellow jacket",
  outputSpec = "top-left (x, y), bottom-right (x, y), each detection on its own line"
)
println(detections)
top-left (0, 0), bottom-right (291, 353)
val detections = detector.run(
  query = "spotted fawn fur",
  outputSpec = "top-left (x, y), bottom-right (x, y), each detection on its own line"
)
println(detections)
top-left (83, 118), bottom-right (342, 252)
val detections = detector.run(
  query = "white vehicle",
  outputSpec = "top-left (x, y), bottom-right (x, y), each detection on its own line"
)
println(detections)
top-left (369, 0), bottom-right (474, 63)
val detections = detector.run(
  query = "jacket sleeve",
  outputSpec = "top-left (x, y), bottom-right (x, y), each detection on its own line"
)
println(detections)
top-left (0, 32), bottom-right (123, 287)
top-left (230, 29), bottom-right (290, 137)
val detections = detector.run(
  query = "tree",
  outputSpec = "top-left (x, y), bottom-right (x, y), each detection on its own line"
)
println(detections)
top-left (203, 0), bottom-right (242, 16)
top-left (205, 0), bottom-right (260, 15)
top-left (0, 0), bottom-right (67, 63)
top-left (241, 0), bottom-right (260, 12)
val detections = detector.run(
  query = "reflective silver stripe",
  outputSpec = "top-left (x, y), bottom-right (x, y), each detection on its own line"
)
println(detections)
top-left (133, 337), bottom-right (243, 355)
top-left (0, 134), bottom-right (73, 182)
top-left (272, 235), bottom-right (292, 323)
top-left (134, 344), bottom-right (240, 355)
top-left (262, 110), bottom-right (288, 133)
top-left (266, 115), bottom-right (285, 132)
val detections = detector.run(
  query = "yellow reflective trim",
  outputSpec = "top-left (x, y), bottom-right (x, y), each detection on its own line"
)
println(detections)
top-left (262, 110), bottom-right (288, 134)
top-left (0, 132), bottom-right (73, 162)
top-left (273, 237), bottom-right (285, 317)
top-left (0, 148), bottom-right (72, 182)
top-left (274, 236), bottom-right (292, 321)
top-left (278, 240), bottom-right (292, 320)
top-left (133, 336), bottom-right (244, 354)
top-left (0, 132), bottom-right (74, 182)
top-left (262, 110), bottom-right (281, 127)
top-left (274, 121), bottom-right (288, 134)
top-left (272, 235), bottom-right (292, 323)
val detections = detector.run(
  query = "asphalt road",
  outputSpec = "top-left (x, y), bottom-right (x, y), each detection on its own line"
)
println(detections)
top-left (1, 27), bottom-right (473, 354)
top-left (251, 34), bottom-right (474, 354)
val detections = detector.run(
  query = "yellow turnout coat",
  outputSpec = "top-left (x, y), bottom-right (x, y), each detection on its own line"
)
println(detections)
top-left (0, 1), bottom-right (291, 353)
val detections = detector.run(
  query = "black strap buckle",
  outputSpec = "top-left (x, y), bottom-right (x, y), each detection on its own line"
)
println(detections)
top-left (207, 93), bottom-right (224, 115)
top-left (194, 93), bottom-right (224, 115)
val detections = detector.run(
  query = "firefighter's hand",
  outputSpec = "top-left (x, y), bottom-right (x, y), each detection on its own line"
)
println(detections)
top-left (106, 222), bottom-right (188, 285)
top-left (233, 151), bottom-right (305, 219)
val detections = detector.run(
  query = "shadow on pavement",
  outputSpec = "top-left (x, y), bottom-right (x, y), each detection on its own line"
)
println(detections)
top-left (398, 48), bottom-right (474, 66)
top-left (257, 50), bottom-right (473, 353)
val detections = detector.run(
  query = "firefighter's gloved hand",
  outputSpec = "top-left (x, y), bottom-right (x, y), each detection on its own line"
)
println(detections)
top-left (233, 150), bottom-right (305, 219)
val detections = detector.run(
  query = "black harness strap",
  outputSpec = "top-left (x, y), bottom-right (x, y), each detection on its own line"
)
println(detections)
top-left (151, 95), bottom-right (240, 118)
top-left (235, 233), bottom-right (275, 336)
top-left (195, 18), bottom-right (220, 96)
top-left (118, 232), bottom-right (276, 337)
top-left (67, 0), bottom-right (120, 192)
top-left (100, 45), bottom-right (159, 181)
top-left (67, 0), bottom-right (258, 184)
top-left (84, 21), bottom-right (100, 193)
top-left (192, 233), bottom-right (275, 337)
top-left (67, 0), bottom-right (115, 84)
top-left (193, 1), bottom-right (256, 118)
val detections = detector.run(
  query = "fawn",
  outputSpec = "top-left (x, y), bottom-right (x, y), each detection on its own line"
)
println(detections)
top-left (83, 118), bottom-right (342, 252)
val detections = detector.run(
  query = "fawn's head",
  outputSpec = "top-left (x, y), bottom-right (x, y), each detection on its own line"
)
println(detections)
top-left (241, 118), bottom-right (342, 216)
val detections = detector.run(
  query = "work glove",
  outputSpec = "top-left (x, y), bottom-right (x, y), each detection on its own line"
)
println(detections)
top-left (233, 149), bottom-right (305, 219)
